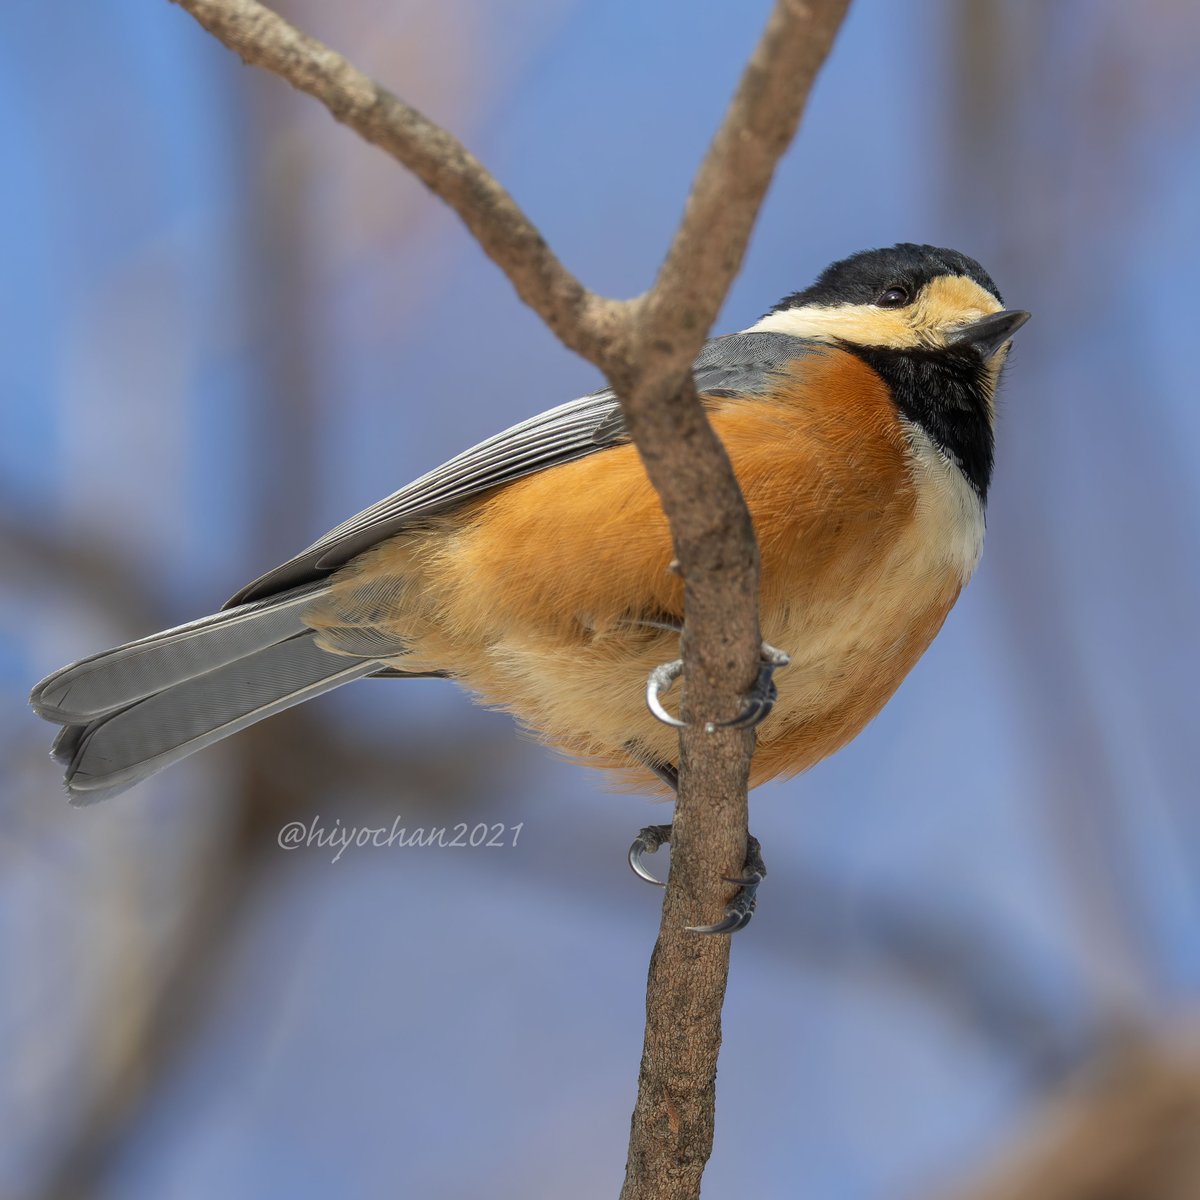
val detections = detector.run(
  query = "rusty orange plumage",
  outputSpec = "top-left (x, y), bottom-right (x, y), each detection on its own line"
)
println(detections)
top-left (32, 245), bottom-right (1029, 815)
top-left (306, 347), bottom-right (950, 792)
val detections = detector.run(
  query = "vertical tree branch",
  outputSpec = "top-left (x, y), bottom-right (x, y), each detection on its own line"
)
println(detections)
top-left (165, 2), bottom-right (850, 1195)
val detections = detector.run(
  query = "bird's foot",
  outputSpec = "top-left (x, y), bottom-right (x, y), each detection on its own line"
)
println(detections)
top-left (687, 840), bottom-right (765, 934)
top-left (628, 823), bottom-right (672, 885)
top-left (646, 642), bottom-right (790, 731)
top-left (627, 823), bottom-right (767, 935)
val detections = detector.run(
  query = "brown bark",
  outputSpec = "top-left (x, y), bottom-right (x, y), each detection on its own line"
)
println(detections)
top-left (165, 2), bottom-right (852, 1195)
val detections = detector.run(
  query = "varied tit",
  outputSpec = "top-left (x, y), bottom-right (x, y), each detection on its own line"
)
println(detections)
top-left (32, 243), bottom-right (1029, 930)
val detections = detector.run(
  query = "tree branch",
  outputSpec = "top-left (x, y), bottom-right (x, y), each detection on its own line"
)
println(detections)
top-left (166, 2), bottom-right (850, 1195)
top-left (169, 0), bottom-right (622, 362)
top-left (643, 0), bottom-right (850, 369)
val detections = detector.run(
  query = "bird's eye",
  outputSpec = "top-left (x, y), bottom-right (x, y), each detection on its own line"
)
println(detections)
top-left (876, 286), bottom-right (911, 308)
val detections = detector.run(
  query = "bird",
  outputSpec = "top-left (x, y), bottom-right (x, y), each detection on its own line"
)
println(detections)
top-left (31, 243), bottom-right (1028, 928)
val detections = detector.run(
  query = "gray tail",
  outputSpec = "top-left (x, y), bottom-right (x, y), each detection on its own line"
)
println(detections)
top-left (30, 584), bottom-right (380, 805)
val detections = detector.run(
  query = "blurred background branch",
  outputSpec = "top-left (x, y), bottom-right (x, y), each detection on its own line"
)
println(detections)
top-left (948, 1039), bottom-right (1200, 1200)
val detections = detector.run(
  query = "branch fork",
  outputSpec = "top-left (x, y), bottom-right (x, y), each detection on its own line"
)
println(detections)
top-left (167, 2), bottom-right (850, 1195)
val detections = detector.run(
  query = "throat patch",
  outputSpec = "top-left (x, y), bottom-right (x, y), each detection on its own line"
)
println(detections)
top-left (844, 345), bottom-right (995, 500)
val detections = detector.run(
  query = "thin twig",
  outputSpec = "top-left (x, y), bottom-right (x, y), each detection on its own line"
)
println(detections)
top-left (169, 0), bottom-right (621, 362)
top-left (642, 0), bottom-right (853, 371)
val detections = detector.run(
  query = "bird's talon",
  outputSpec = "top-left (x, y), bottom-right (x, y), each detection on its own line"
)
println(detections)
top-left (691, 897), bottom-right (753, 931)
top-left (687, 873), bottom-right (761, 935)
top-left (628, 823), bottom-right (672, 886)
top-left (687, 915), bottom-right (744, 935)
top-left (709, 642), bottom-right (790, 731)
top-left (646, 660), bottom-right (686, 728)
top-left (649, 643), bottom-right (789, 731)
top-left (629, 825), bottom-right (766, 934)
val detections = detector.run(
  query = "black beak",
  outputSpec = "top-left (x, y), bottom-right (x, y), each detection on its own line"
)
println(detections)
top-left (945, 309), bottom-right (1031, 360)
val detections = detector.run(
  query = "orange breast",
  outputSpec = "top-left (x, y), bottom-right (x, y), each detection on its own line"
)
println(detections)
top-left (311, 346), bottom-right (969, 790)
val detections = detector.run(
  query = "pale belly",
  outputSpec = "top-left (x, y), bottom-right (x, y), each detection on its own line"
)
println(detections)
top-left (409, 431), bottom-right (981, 789)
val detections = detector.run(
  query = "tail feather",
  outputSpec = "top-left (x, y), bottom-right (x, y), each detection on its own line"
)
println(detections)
top-left (61, 635), bottom-right (377, 804)
top-left (31, 583), bottom-right (328, 723)
top-left (31, 585), bottom-right (382, 804)
top-left (50, 721), bottom-right (87, 766)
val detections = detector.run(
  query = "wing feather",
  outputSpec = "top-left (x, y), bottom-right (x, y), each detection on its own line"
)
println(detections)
top-left (229, 331), bottom-right (817, 606)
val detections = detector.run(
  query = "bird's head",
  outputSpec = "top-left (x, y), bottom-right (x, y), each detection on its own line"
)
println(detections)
top-left (751, 244), bottom-right (1030, 501)
top-left (754, 243), bottom-right (1030, 388)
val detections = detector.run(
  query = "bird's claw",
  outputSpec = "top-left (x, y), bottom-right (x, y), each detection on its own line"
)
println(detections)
top-left (646, 643), bottom-right (790, 731)
top-left (628, 827), bottom-right (767, 934)
top-left (628, 823), bottom-right (672, 886)
top-left (646, 661), bottom-right (687, 728)
top-left (686, 834), bottom-right (767, 934)
top-left (685, 870), bottom-right (763, 934)
top-left (706, 643), bottom-right (791, 732)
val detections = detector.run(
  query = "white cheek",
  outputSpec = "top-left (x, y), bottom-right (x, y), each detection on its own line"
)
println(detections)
top-left (745, 303), bottom-right (923, 351)
top-left (743, 307), bottom-right (886, 342)
top-left (743, 309), bottom-right (834, 338)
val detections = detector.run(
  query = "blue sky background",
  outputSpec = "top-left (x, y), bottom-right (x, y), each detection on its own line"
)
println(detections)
top-left (3, 2), bottom-right (1198, 1197)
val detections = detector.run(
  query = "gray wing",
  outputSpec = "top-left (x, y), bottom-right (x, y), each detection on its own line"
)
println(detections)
top-left (229, 331), bottom-right (819, 605)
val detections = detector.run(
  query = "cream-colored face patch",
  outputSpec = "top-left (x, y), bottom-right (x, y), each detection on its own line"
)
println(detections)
top-left (748, 274), bottom-right (1002, 351)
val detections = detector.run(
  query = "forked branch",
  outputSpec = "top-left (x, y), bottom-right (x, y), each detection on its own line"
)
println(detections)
top-left (166, 2), bottom-right (850, 1196)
